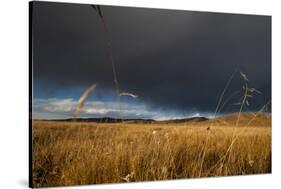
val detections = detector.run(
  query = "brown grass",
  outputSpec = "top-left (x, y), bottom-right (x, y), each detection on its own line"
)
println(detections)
top-left (32, 114), bottom-right (271, 187)
top-left (73, 83), bottom-right (96, 118)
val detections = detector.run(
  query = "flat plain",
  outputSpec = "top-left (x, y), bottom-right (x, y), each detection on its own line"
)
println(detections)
top-left (32, 113), bottom-right (271, 187)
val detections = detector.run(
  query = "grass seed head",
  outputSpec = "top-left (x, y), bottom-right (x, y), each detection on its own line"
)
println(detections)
top-left (73, 83), bottom-right (97, 118)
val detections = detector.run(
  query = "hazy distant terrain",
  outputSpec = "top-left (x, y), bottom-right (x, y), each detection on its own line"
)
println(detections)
top-left (32, 113), bottom-right (271, 187)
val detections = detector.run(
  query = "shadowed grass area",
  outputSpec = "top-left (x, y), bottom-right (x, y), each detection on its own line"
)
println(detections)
top-left (32, 114), bottom-right (271, 187)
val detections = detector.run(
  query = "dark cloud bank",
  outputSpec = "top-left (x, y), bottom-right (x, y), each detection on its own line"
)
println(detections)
top-left (32, 1), bottom-right (271, 116)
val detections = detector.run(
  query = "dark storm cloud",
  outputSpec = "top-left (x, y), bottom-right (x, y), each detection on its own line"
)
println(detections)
top-left (32, 1), bottom-right (271, 113)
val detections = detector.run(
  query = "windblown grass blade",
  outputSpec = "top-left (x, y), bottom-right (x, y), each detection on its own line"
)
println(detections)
top-left (248, 87), bottom-right (262, 94)
top-left (73, 83), bottom-right (97, 118)
top-left (91, 5), bottom-right (103, 18)
top-left (240, 71), bottom-right (249, 81)
top-left (246, 100), bottom-right (250, 106)
top-left (119, 92), bottom-right (138, 99)
top-left (90, 5), bottom-right (120, 96)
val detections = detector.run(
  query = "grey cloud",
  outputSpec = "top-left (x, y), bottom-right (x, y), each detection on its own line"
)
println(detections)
top-left (32, 2), bottom-right (271, 114)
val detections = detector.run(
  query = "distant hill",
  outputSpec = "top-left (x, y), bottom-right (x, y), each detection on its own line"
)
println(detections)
top-left (211, 113), bottom-right (271, 126)
top-left (36, 116), bottom-right (208, 124)
top-left (55, 117), bottom-right (155, 123)
top-left (33, 113), bottom-right (271, 127)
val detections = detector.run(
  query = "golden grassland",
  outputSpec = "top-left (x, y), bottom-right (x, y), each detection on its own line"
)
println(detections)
top-left (32, 113), bottom-right (271, 187)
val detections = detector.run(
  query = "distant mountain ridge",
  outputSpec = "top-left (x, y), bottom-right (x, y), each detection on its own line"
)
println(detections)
top-left (38, 116), bottom-right (209, 123)
top-left (33, 113), bottom-right (271, 126)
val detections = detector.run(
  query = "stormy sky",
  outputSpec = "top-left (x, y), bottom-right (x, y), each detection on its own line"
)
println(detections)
top-left (31, 1), bottom-right (271, 120)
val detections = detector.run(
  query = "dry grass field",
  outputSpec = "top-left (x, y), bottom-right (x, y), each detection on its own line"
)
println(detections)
top-left (32, 113), bottom-right (271, 187)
